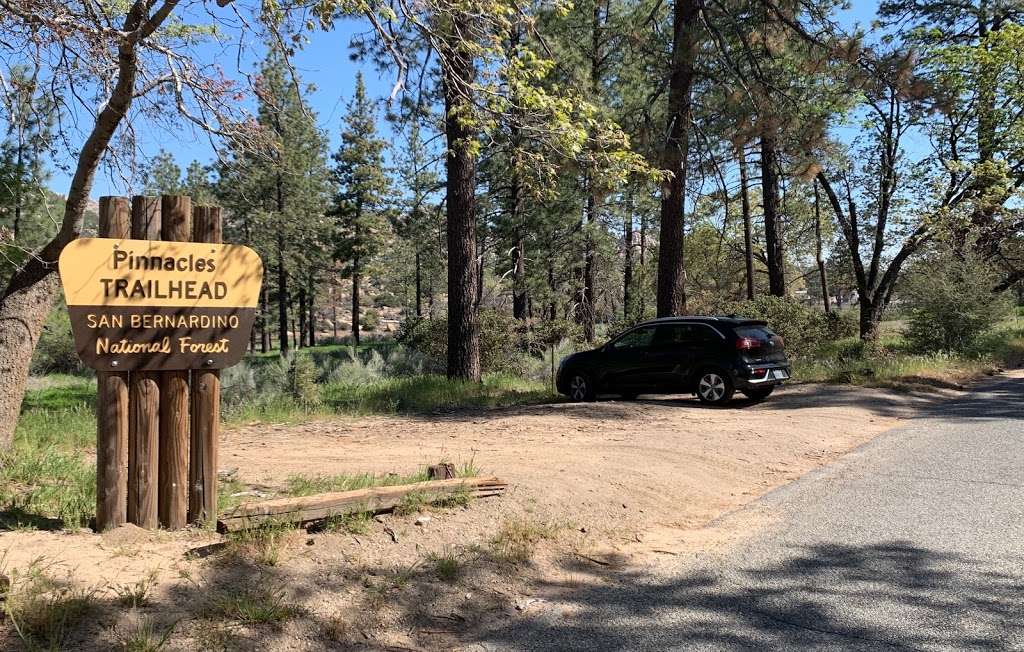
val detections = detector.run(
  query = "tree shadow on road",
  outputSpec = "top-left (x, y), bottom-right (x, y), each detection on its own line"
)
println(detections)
top-left (468, 539), bottom-right (1024, 650)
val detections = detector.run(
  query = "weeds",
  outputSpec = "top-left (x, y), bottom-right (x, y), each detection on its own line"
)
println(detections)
top-left (212, 584), bottom-right (300, 625)
top-left (119, 618), bottom-right (176, 652)
top-left (224, 520), bottom-right (295, 566)
top-left (285, 470), bottom-right (428, 497)
top-left (111, 570), bottom-right (158, 608)
top-left (3, 560), bottom-right (97, 650)
top-left (426, 547), bottom-right (461, 581)
top-left (490, 518), bottom-right (559, 564)
top-left (322, 510), bottom-right (373, 534)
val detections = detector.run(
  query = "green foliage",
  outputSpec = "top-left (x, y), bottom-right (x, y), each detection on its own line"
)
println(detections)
top-left (2, 376), bottom-right (95, 529)
top-left (286, 352), bottom-right (321, 406)
top-left (30, 306), bottom-right (85, 375)
top-left (902, 250), bottom-right (1012, 352)
top-left (361, 307), bottom-right (381, 331)
top-left (285, 470), bottom-right (428, 497)
top-left (717, 296), bottom-right (856, 357)
top-left (397, 310), bottom-right (529, 375)
top-left (2, 562), bottom-right (97, 650)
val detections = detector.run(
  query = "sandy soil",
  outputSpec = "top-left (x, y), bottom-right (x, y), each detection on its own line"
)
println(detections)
top-left (0, 381), bottom-right (962, 650)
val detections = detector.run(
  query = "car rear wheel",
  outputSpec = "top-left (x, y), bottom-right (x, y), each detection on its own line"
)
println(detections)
top-left (742, 386), bottom-right (774, 401)
top-left (696, 370), bottom-right (734, 405)
top-left (567, 373), bottom-right (596, 402)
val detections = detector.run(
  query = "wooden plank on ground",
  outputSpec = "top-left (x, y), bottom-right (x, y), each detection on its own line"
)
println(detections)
top-left (217, 476), bottom-right (507, 532)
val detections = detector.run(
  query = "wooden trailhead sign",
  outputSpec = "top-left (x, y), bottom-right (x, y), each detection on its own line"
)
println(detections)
top-left (59, 238), bottom-right (263, 371)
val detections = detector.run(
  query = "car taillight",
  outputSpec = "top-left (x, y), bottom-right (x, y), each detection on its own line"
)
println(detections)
top-left (736, 337), bottom-right (759, 350)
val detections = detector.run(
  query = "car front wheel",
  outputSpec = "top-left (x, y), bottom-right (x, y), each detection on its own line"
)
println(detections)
top-left (696, 370), bottom-right (734, 405)
top-left (567, 372), bottom-right (596, 402)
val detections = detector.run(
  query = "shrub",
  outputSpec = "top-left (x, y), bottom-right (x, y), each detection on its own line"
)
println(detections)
top-left (30, 308), bottom-right (85, 375)
top-left (361, 307), bottom-right (381, 331)
top-left (902, 249), bottom-right (1011, 352)
top-left (718, 295), bottom-right (856, 357)
top-left (398, 310), bottom-right (527, 374)
top-left (286, 353), bottom-right (320, 406)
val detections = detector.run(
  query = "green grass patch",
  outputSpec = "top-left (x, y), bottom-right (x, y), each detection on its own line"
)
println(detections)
top-left (285, 470), bottom-right (429, 497)
top-left (794, 319), bottom-right (1024, 387)
top-left (211, 584), bottom-right (300, 625)
top-left (2, 377), bottom-right (97, 530)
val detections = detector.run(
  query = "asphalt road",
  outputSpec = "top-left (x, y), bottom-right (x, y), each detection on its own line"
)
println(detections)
top-left (481, 373), bottom-right (1024, 651)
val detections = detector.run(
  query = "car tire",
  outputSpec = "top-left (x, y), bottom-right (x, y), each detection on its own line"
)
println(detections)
top-left (566, 372), bottom-right (596, 402)
top-left (742, 386), bottom-right (774, 401)
top-left (696, 369), bottom-right (735, 405)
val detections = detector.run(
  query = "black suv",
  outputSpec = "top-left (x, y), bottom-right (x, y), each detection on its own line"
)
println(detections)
top-left (556, 316), bottom-right (790, 405)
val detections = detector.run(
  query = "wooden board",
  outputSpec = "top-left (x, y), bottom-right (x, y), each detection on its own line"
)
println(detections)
top-left (217, 477), bottom-right (507, 532)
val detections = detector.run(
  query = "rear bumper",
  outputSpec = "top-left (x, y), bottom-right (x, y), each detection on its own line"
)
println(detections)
top-left (734, 362), bottom-right (791, 389)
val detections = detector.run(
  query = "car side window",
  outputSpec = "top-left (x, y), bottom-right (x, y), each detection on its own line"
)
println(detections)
top-left (609, 326), bottom-right (656, 351)
top-left (653, 323), bottom-right (720, 347)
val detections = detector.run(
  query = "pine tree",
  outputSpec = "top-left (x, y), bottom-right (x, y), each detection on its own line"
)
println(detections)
top-left (142, 149), bottom-right (183, 195)
top-left (331, 73), bottom-right (391, 345)
top-left (217, 44), bottom-right (331, 355)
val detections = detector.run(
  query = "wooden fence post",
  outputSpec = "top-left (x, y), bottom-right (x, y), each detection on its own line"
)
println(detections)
top-left (158, 195), bottom-right (191, 529)
top-left (95, 196), bottom-right (130, 531)
top-left (128, 196), bottom-right (161, 528)
top-left (189, 205), bottom-right (222, 524)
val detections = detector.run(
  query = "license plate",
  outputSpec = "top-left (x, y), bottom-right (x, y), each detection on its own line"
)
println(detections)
top-left (771, 369), bottom-right (789, 380)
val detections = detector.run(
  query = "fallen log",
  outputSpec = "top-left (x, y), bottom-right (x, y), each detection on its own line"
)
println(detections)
top-left (217, 476), bottom-right (507, 532)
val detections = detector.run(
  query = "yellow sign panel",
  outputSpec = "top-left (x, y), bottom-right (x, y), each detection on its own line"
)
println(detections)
top-left (59, 238), bottom-right (263, 309)
top-left (58, 238), bottom-right (264, 371)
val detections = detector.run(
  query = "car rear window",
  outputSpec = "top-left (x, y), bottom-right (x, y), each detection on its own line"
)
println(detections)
top-left (734, 326), bottom-right (776, 340)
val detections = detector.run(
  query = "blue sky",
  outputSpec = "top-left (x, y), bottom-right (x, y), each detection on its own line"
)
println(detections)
top-left (61, 1), bottom-right (881, 199)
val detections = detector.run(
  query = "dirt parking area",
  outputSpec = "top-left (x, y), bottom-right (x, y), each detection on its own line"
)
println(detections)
top-left (0, 381), bottom-right (961, 650)
top-left (225, 382), bottom-right (942, 549)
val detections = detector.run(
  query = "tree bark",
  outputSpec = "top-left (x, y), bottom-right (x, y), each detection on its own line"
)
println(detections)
top-left (738, 145), bottom-right (755, 300)
top-left (260, 284), bottom-right (270, 353)
top-left (0, 1), bottom-right (179, 449)
top-left (298, 287), bottom-right (308, 348)
top-left (442, 23), bottom-right (481, 381)
top-left (307, 279), bottom-right (316, 347)
top-left (656, 0), bottom-right (701, 317)
top-left (623, 190), bottom-right (634, 320)
top-left (761, 135), bottom-right (785, 297)
top-left (276, 232), bottom-right (289, 355)
top-left (415, 251), bottom-right (423, 318)
top-left (351, 253), bottom-right (361, 345)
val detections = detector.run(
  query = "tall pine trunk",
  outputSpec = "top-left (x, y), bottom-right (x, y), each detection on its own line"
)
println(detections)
top-left (442, 25), bottom-right (481, 380)
top-left (307, 279), bottom-right (316, 347)
top-left (351, 252), bottom-right (361, 345)
top-left (298, 287), bottom-right (308, 348)
top-left (623, 191), bottom-right (634, 320)
top-left (656, 0), bottom-right (701, 317)
top-left (814, 180), bottom-right (831, 313)
top-left (260, 284), bottom-right (270, 353)
top-left (738, 145), bottom-right (755, 300)
top-left (415, 251), bottom-right (423, 317)
top-left (276, 233), bottom-right (289, 355)
top-left (761, 135), bottom-right (785, 297)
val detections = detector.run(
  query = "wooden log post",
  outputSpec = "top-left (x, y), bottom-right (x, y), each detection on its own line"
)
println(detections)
top-left (189, 205), bottom-right (222, 524)
top-left (158, 195), bottom-right (191, 529)
top-left (128, 196), bottom-right (161, 528)
top-left (95, 197), bottom-right (130, 531)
